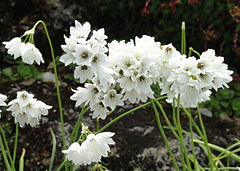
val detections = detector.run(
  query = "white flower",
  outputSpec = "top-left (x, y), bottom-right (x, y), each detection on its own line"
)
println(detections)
top-left (0, 94), bottom-right (7, 107)
top-left (198, 49), bottom-right (233, 90)
top-left (60, 36), bottom-right (77, 66)
top-left (62, 142), bottom-right (82, 165)
top-left (70, 87), bottom-right (90, 107)
top-left (90, 28), bottom-right (108, 46)
top-left (20, 43), bottom-right (44, 65)
top-left (63, 132), bottom-right (115, 165)
top-left (70, 20), bottom-right (91, 41)
top-left (7, 91), bottom-right (52, 127)
top-left (0, 94), bottom-right (7, 116)
top-left (3, 37), bottom-right (22, 59)
top-left (91, 102), bottom-right (109, 119)
top-left (73, 44), bottom-right (94, 66)
top-left (70, 84), bottom-right (101, 108)
top-left (90, 52), bottom-right (107, 71)
top-left (104, 89), bottom-right (124, 110)
top-left (16, 91), bottom-right (35, 108)
top-left (74, 65), bottom-right (94, 83)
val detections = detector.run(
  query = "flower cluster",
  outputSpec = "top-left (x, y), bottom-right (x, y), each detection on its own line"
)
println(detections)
top-left (3, 37), bottom-right (44, 65)
top-left (61, 20), bottom-right (233, 118)
top-left (60, 20), bottom-right (109, 83)
top-left (108, 36), bottom-right (161, 103)
top-left (159, 46), bottom-right (233, 107)
top-left (70, 82), bottom-right (123, 119)
top-left (0, 94), bottom-right (7, 117)
top-left (62, 132), bottom-right (115, 165)
top-left (7, 91), bottom-right (52, 127)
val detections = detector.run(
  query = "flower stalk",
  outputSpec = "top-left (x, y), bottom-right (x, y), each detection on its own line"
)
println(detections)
top-left (32, 20), bottom-right (66, 150)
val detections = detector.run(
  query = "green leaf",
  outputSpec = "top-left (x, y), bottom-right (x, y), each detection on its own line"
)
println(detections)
top-left (17, 65), bottom-right (33, 79)
top-left (220, 101), bottom-right (229, 108)
top-left (210, 97), bottom-right (221, 109)
top-left (17, 65), bottom-right (41, 79)
top-left (234, 83), bottom-right (240, 92)
top-left (217, 88), bottom-right (234, 99)
top-left (2, 67), bottom-right (18, 81)
top-left (231, 98), bottom-right (240, 112)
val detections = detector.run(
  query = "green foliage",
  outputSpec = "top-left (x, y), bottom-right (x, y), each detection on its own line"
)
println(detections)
top-left (0, 64), bottom-right (42, 82)
top-left (96, 0), bottom-right (239, 73)
top-left (201, 82), bottom-right (240, 117)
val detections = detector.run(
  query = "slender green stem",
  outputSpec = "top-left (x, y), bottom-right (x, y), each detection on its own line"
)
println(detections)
top-left (0, 125), bottom-right (13, 165)
top-left (151, 101), bottom-right (179, 170)
top-left (172, 100), bottom-right (188, 170)
top-left (19, 149), bottom-right (26, 171)
top-left (0, 135), bottom-right (11, 171)
top-left (97, 96), bottom-right (167, 133)
top-left (188, 48), bottom-right (192, 57)
top-left (175, 97), bottom-right (191, 171)
top-left (12, 123), bottom-right (19, 167)
top-left (57, 160), bottom-right (67, 171)
top-left (49, 128), bottom-right (56, 171)
top-left (32, 20), bottom-right (67, 170)
top-left (181, 107), bottom-right (204, 138)
top-left (193, 139), bottom-right (240, 162)
top-left (189, 114), bottom-right (197, 170)
top-left (32, 20), bottom-right (66, 150)
top-left (155, 101), bottom-right (179, 139)
top-left (214, 148), bottom-right (240, 161)
top-left (181, 21), bottom-right (186, 55)
top-left (205, 167), bottom-right (240, 170)
top-left (189, 47), bottom-right (200, 57)
top-left (215, 140), bottom-right (240, 160)
top-left (183, 106), bottom-right (216, 169)
top-left (197, 106), bottom-right (217, 170)
top-left (70, 106), bottom-right (90, 143)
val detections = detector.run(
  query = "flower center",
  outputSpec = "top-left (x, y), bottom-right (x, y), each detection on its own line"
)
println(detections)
top-left (197, 62), bottom-right (204, 69)
top-left (81, 65), bottom-right (88, 70)
top-left (82, 52), bottom-right (89, 59)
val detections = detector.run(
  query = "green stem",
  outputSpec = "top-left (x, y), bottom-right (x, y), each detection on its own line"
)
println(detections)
top-left (19, 149), bottom-right (26, 171)
top-left (215, 139), bottom-right (240, 160)
top-left (189, 47), bottom-right (200, 57)
top-left (32, 20), bottom-right (66, 150)
top-left (183, 106), bottom-right (216, 169)
top-left (97, 96), bottom-right (167, 133)
top-left (0, 135), bottom-right (11, 171)
top-left (49, 128), bottom-right (56, 171)
top-left (151, 101), bottom-right (179, 170)
top-left (189, 114), bottom-right (197, 170)
top-left (214, 147), bottom-right (240, 161)
top-left (0, 125), bottom-right (13, 166)
top-left (155, 101), bottom-right (179, 139)
top-left (197, 106), bottom-right (217, 170)
top-left (70, 106), bottom-right (90, 143)
top-left (181, 21), bottom-right (186, 55)
top-left (12, 123), bottom-right (19, 168)
top-left (181, 107), bottom-right (204, 138)
top-left (193, 139), bottom-right (240, 162)
top-left (56, 159), bottom-right (67, 171)
top-left (205, 167), bottom-right (240, 171)
top-left (175, 97), bottom-right (191, 171)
